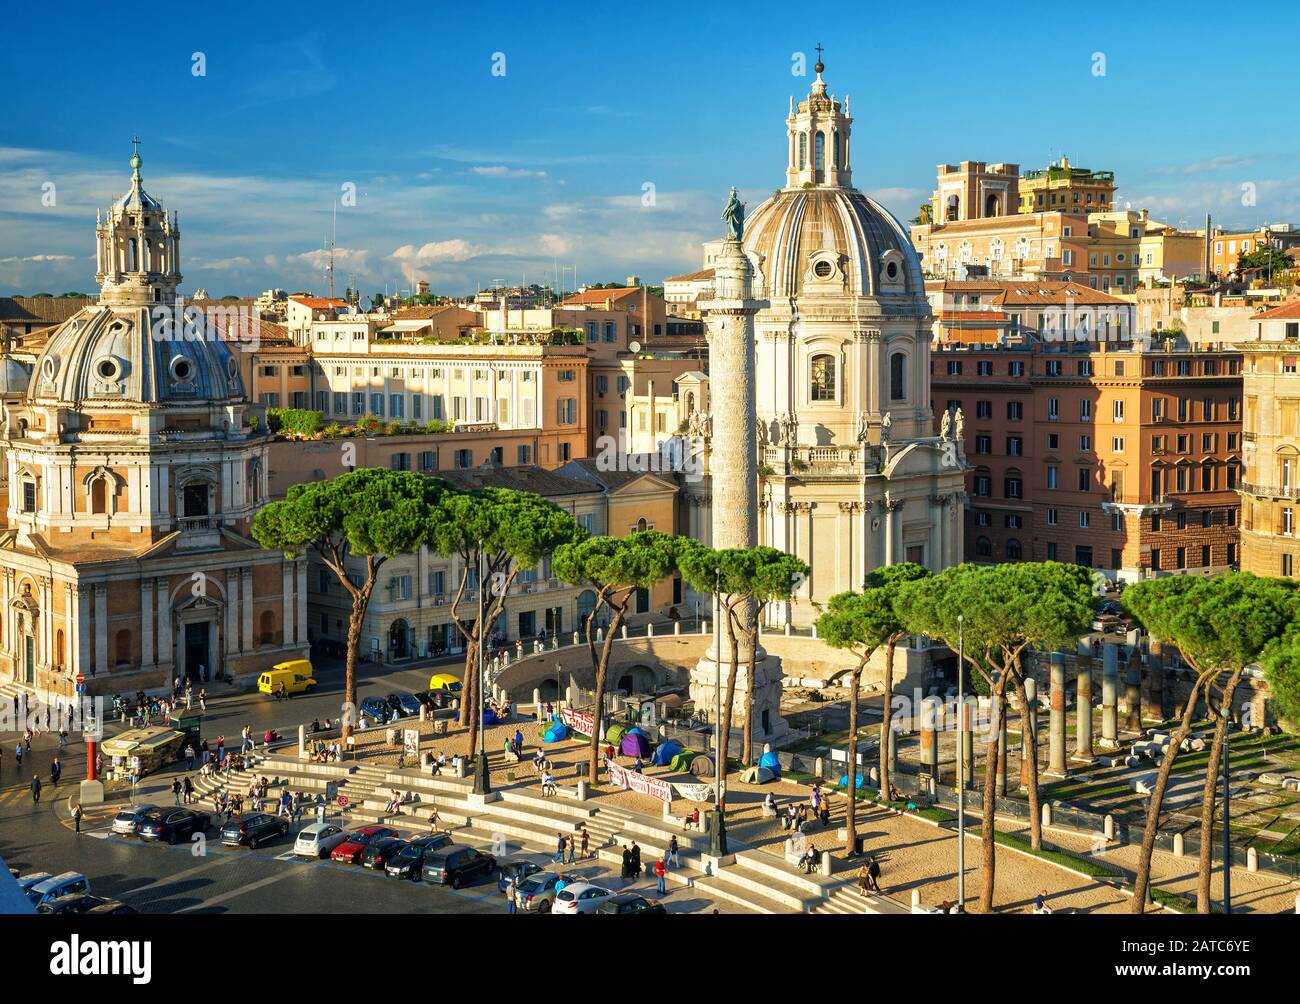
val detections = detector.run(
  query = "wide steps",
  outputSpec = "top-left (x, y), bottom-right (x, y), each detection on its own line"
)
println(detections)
top-left (733, 848), bottom-right (836, 900)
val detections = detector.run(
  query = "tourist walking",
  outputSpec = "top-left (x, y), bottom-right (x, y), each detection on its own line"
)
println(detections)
top-left (864, 855), bottom-right (881, 893)
top-left (50, 757), bottom-right (61, 785)
top-left (552, 832), bottom-right (566, 863)
top-left (580, 827), bottom-right (590, 859)
top-left (667, 834), bottom-right (680, 868)
top-left (30, 774), bottom-right (41, 804)
top-left (630, 841), bottom-right (642, 881)
top-left (183, 776), bottom-right (195, 805)
top-left (184, 744), bottom-right (195, 771)
top-left (566, 833), bottom-right (576, 864)
top-left (72, 803), bottom-right (83, 834)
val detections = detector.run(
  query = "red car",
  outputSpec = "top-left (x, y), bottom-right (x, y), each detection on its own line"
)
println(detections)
top-left (331, 825), bottom-right (398, 864)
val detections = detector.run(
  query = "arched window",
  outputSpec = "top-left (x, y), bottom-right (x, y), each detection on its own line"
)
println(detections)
top-left (810, 354), bottom-right (836, 401)
top-left (985, 193), bottom-right (1001, 217)
top-left (55, 629), bottom-right (65, 669)
top-left (833, 130), bottom-right (840, 169)
top-left (127, 238), bottom-right (138, 271)
top-left (114, 629), bottom-right (131, 666)
top-left (814, 132), bottom-right (825, 173)
top-left (90, 477), bottom-right (107, 514)
top-left (945, 195), bottom-right (960, 222)
top-left (635, 517), bottom-right (649, 532)
top-left (976, 536), bottom-right (993, 558)
top-left (1006, 538), bottom-right (1023, 560)
top-left (798, 132), bottom-right (807, 170)
top-left (246, 458), bottom-right (263, 505)
top-left (890, 352), bottom-right (907, 401)
top-left (259, 610), bottom-right (276, 646)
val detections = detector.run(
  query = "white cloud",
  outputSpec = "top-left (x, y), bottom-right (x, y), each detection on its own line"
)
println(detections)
top-left (471, 166), bottom-right (548, 179)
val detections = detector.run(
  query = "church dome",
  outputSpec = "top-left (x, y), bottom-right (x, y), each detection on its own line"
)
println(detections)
top-left (743, 187), bottom-right (924, 299)
top-left (27, 303), bottom-right (246, 406)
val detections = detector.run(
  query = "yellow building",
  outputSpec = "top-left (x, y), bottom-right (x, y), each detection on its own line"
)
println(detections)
top-left (1018, 156), bottom-right (1115, 214)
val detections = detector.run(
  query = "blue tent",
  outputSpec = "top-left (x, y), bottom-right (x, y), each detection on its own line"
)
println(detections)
top-left (758, 751), bottom-right (782, 776)
top-left (627, 727), bottom-right (649, 738)
top-left (482, 709), bottom-right (499, 726)
top-left (651, 739), bottom-right (683, 767)
top-left (838, 772), bottom-right (866, 789)
top-left (543, 723), bottom-right (569, 743)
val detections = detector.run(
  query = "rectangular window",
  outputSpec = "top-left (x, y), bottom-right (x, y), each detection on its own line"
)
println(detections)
top-left (947, 360), bottom-right (963, 376)
top-left (1007, 436), bottom-right (1022, 456)
top-left (1048, 398), bottom-right (1059, 420)
top-left (1079, 511), bottom-right (1090, 528)
top-left (1009, 360), bottom-right (1024, 377)
top-left (1047, 433), bottom-right (1059, 450)
top-left (394, 575), bottom-right (412, 601)
top-left (976, 435), bottom-right (992, 454)
top-left (1007, 401), bottom-right (1024, 421)
top-left (371, 392), bottom-right (384, 416)
top-left (517, 445), bottom-right (532, 465)
top-left (1113, 399), bottom-right (1124, 421)
top-left (1079, 399), bottom-right (1091, 421)
top-left (1111, 547), bottom-right (1123, 568)
top-left (1004, 476), bottom-right (1022, 499)
top-left (1112, 436), bottom-right (1124, 452)
top-left (557, 398), bottom-right (577, 424)
top-left (1176, 547), bottom-right (1187, 569)
top-left (1202, 545), bottom-right (1211, 567)
top-left (430, 570), bottom-right (445, 597)
top-left (1078, 468), bottom-right (1091, 491)
top-left (390, 394), bottom-right (403, 419)
top-left (352, 391), bottom-right (365, 414)
top-left (1151, 548), bottom-right (1161, 571)
top-left (455, 449), bottom-right (473, 469)
top-left (604, 321), bottom-right (617, 343)
top-left (411, 396), bottom-right (422, 420)
top-left (975, 475), bottom-right (992, 497)
top-left (1047, 542), bottom-right (1058, 561)
top-left (1079, 434), bottom-right (1092, 451)
top-left (977, 360), bottom-right (993, 376)
top-left (390, 452), bottom-right (411, 471)
top-left (1047, 507), bottom-right (1058, 526)
top-left (419, 451), bottom-right (436, 472)
top-left (432, 396), bottom-right (444, 421)
top-left (333, 392), bottom-right (347, 414)
top-left (976, 400), bottom-right (992, 419)
top-left (1047, 466), bottom-right (1059, 490)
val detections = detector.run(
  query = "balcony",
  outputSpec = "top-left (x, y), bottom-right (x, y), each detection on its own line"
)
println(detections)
top-left (1241, 482), bottom-right (1300, 501)
top-left (175, 515), bottom-right (222, 552)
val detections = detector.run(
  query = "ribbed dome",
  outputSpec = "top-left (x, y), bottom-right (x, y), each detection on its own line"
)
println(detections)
top-left (743, 187), bottom-right (924, 299)
top-left (28, 303), bottom-right (245, 406)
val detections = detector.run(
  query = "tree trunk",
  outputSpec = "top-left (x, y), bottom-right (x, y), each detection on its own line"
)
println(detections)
top-left (463, 635), bottom-right (480, 759)
top-left (880, 638), bottom-right (898, 800)
top-left (717, 602), bottom-right (741, 807)
top-left (1196, 668), bottom-right (1243, 913)
top-left (1012, 672), bottom-right (1043, 850)
top-left (342, 595), bottom-right (365, 742)
top-left (743, 618), bottom-right (758, 767)
top-left (844, 658), bottom-right (868, 856)
top-left (978, 675), bottom-right (1009, 913)
top-left (1130, 674), bottom-right (1207, 912)
top-left (587, 592), bottom-right (631, 784)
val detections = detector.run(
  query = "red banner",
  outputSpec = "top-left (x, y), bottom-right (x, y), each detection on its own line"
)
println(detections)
top-left (559, 707), bottom-right (595, 737)
top-left (607, 761), bottom-right (673, 804)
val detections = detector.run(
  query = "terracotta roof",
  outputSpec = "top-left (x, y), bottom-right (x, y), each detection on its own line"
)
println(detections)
top-left (560, 458), bottom-right (676, 493)
top-left (561, 287), bottom-right (642, 306)
top-left (0, 295), bottom-right (94, 325)
top-left (1254, 301), bottom-right (1300, 320)
top-left (205, 314), bottom-right (295, 347)
top-left (663, 269), bottom-right (715, 283)
top-left (929, 279), bottom-right (1128, 307)
top-left (438, 464), bottom-right (602, 498)
top-left (288, 296), bottom-right (348, 309)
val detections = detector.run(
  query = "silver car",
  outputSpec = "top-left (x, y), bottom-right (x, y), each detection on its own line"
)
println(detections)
top-left (552, 881), bottom-right (615, 915)
top-left (112, 804), bottom-right (159, 837)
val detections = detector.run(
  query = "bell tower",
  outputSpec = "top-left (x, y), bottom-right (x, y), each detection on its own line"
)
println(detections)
top-left (95, 140), bottom-right (183, 307)
top-left (785, 47), bottom-right (853, 190)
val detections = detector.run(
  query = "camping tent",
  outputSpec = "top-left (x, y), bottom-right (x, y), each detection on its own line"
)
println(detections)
top-left (758, 751), bottom-right (782, 776)
top-left (740, 765), bottom-right (776, 784)
top-left (690, 754), bottom-right (715, 777)
top-left (837, 772), bottom-right (866, 789)
top-left (543, 723), bottom-right (569, 743)
top-left (651, 740), bottom-right (683, 767)
top-left (626, 727), bottom-right (649, 738)
top-left (482, 709), bottom-right (499, 726)
top-left (619, 731), bottom-right (652, 758)
top-left (605, 725), bottom-right (627, 746)
top-left (668, 750), bottom-right (698, 773)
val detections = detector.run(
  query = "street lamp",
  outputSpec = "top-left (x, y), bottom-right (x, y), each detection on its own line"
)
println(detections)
top-left (956, 613), bottom-right (966, 912)
top-left (709, 566), bottom-right (727, 856)
top-left (472, 542), bottom-right (491, 795)
top-left (1223, 714), bottom-right (1232, 914)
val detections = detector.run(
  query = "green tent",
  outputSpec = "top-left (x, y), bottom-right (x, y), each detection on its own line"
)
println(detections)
top-left (605, 725), bottom-right (628, 746)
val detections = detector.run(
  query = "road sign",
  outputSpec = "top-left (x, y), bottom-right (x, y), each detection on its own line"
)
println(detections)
top-left (75, 683), bottom-right (85, 694)
top-left (75, 674), bottom-right (85, 684)
top-left (337, 795), bottom-right (349, 808)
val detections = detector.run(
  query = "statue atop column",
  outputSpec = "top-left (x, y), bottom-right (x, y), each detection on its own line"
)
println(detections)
top-left (880, 411), bottom-right (892, 446)
top-left (954, 406), bottom-right (965, 442)
top-left (940, 407), bottom-right (953, 441)
top-left (755, 416), bottom-right (769, 447)
top-left (722, 186), bottom-right (745, 241)
top-left (856, 412), bottom-right (870, 444)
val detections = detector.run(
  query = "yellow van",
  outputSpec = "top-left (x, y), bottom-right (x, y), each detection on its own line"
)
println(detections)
top-left (258, 660), bottom-right (317, 696)
top-left (427, 672), bottom-right (463, 694)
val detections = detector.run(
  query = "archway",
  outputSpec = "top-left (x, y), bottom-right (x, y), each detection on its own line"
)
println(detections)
top-left (259, 610), bottom-right (276, 646)
top-left (389, 619), bottom-right (411, 661)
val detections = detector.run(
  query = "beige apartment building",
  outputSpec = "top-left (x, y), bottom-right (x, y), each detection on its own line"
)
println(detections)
top-left (1238, 301), bottom-right (1300, 577)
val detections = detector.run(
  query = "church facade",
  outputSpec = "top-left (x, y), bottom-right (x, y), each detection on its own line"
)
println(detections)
top-left (0, 147), bottom-right (308, 701)
top-left (685, 60), bottom-right (968, 623)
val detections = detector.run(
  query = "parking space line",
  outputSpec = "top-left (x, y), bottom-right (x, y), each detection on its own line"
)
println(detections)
top-left (176, 867), bottom-right (303, 913)
top-left (122, 857), bottom-right (233, 899)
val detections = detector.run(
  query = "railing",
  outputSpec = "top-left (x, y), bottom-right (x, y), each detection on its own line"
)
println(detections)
top-left (1241, 482), bottom-right (1300, 500)
top-left (176, 515), bottom-right (216, 532)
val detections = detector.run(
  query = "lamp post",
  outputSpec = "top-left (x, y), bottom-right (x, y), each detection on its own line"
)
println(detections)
top-left (709, 566), bottom-right (727, 856)
top-left (472, 542), bottom-right (491, 795)
top-left (956, 614), bottom-right (966, 912)
top-left (1223, 720), bottom-right (1232, 913)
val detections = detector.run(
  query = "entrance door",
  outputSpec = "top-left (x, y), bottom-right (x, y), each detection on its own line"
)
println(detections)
top-left (635, 587), bottom-right (649, 614)
top-left (184, 621), bottom-right (210, 682)
top-left (23, 635), bottom-right (34, 685)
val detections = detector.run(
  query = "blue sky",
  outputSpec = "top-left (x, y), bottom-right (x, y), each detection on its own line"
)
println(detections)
top-left (3, 0), bottom-right (1296, 297)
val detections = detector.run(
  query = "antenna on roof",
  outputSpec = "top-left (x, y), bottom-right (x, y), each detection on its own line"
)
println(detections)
top-left (326, 202), bottom-right (337, 299)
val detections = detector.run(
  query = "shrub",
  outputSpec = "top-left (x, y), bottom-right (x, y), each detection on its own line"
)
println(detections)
top-left (266, 407), bottom-right (323, 438)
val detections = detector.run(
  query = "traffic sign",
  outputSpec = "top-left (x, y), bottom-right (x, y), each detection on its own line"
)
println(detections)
top-left (75, 683), bottom-right (85, 694)
top-left (337, 795), bottom-right (349, 808)
top-left (75, 674), bottom-right (85, 684)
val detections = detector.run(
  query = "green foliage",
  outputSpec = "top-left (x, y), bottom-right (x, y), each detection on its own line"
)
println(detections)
top-left (675, 543), bottom-right (808, 607)
top-left (265, 407), bottom-right (323, 437)
top-left (1124, 572), bottom-right (1298, 674)
top-left (426, 487), bottom-right (587, 569)
top-left (816, 591), bottom-right (897, 656)
top-left (552, 530), bottom-right (680, 594)
top-left (251, 468), bottom-right (444, 562)
top-left (1261, 624), bottom-right (1300, 723)
top-left (1237, 245), bottom-right (1293, 278)
top-left (895, 562), bottom-right (1095, 685)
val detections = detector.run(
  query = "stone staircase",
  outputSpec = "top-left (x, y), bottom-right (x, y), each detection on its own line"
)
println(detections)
top-left (814, 883), bottom-right (909, 915)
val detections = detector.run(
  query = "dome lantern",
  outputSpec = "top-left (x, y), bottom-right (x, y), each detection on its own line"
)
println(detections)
top-left (95, 139), bottom-right (183, 308)
top-left (785, 50), bottom-right (852, 190)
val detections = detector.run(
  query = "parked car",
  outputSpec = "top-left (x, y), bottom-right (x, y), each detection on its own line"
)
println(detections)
top-left (138, 808), bottom-right (210, 844)
top-left (497, 859), bottom-right (544, 894)
top-left (552, 882), bottom-right (615, 915)
top-left (294, 822), bottom-right (349, 859)
top-left (28, 872), bottom-right (90, 907)
top-left (596, 893), bottom-right (667, 915)
top-left (112, 804), bottom-right (160, 837)
top-left (86, 899), bottom-right (138, 915)
top-left (384, 833), bottom-right (452, 880)
top-left (331, 825), bottom-right (398, 864)
top-left (414, 690), bottom-right (452, 711)
top-left (513, 872), bottom-right (576, 913)
top-left (421, 845), bottom-right (496, 889)
top-left (359, 696), bottom-right (390, 722)
top-left (37, 893), bottom-right (119, 915)
top-left (392, 693), bottom-right (422, 716)
top-left (220, 813), bottom-right (290, 848)
top-left (17, 873), bottom-right (53, 899)
top-left (360, 837), bottom-right (408, 870)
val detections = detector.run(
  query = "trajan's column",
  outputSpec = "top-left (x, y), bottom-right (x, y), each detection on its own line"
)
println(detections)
top-left (688, 189), bottom-right (791, 758)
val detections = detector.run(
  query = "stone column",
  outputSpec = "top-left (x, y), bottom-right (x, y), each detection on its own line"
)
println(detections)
top-left (296, 560), bottom-right (308, 646)
top-left (1047, 653), bottom-right (1068, 776)
top-left (93, 584), bottom-right (108, 675)
top-left (919, 697), bottom-right (940, 793)
top-left (156, 578), bottom-right (173, 674)
top-left (958, 696), bottom-right (975, 789)
top-left (1101, 642), bottom-right (1119, 744)
top-left (141, 579), bottom-right (155, 669)
top-left (76, 586), bottom-right (91, 679)
top-left (224, 572), bottom-right (239, 660)
top-left (1074, 663), bottom-right (1094, 762)
top-left (241, 568), bottom-right (254, 654)
top-left (1124, 646), bottom-right (1142, 730)
top-left (1019, 676), bottom-right (1037, 789)
top-left (1145, 638), bottom-right (1166, 720)
top-left (281, 562), bottom-right (294, 649)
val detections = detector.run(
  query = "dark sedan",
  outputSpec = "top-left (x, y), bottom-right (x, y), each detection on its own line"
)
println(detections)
top-left (384, 833), bottom-right (452, 880)
top-left (220, 812), bottom-right (290, 848)
top-left (360, 837), bottom-right (408, 870)
top-left (414, 690), bottom-right (453, 711)
top-left (138, 807), bottom-right (210, 844)
top-left (392, 693), bottom-right (422, 716)
top-left (359, 696), bottom-right (390, 722)
top-left (37, 894), bottom-right (117, 915)
top-left (596, 893), bottom-right (667, 915)
top-left (497, 859), bottom-right (544, 894)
